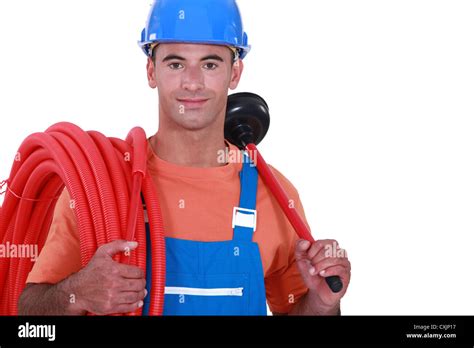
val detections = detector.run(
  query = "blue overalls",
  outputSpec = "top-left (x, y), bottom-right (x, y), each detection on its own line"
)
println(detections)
top-left (142, 155), bottom-right (267, 315)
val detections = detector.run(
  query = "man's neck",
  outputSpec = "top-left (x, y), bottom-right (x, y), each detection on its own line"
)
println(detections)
top-left (150, 127), bottom-right (228, 168)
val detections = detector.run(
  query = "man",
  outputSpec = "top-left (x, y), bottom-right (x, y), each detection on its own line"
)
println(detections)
top-left (18, 0), bottom-right (351, 315)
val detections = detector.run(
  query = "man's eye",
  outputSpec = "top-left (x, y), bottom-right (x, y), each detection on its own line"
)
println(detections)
top-left (169, 63), bottom-right (183, 70)
top-left (203, 62), bottom-right (218, 70)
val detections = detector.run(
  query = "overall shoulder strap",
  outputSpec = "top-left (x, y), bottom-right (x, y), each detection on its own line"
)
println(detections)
top-left (232, 153), bottom-right (258, 242)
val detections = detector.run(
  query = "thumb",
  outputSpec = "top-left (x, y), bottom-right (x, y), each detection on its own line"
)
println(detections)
top-left (294, 239), bottom-right (311, 261)
top-left (96, 240), bottom-right (138, 259)
top-left (294, 239), bottom-right (316, 285)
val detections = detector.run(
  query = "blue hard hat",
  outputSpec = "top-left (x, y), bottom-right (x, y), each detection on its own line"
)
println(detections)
top-left (138, 0), bottom-right (251, 59)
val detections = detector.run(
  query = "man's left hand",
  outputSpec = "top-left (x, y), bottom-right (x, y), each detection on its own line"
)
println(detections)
top-left (295, 239), bottom-right (351, 309)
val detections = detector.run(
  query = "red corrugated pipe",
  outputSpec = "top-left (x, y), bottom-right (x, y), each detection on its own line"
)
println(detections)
top-left (0, 122), bottom-right (165, 315)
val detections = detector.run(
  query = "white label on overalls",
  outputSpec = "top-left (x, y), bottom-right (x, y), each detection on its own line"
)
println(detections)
top-left (165, 287), bottom-right (244, 297)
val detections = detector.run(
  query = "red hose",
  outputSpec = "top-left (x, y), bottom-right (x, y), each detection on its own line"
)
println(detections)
top-left (0, 122), bottom-right (165, 315)
top-left (245, 143), bottom-right (314, 243)
top-left (246, 143), bottom-right (344, 293)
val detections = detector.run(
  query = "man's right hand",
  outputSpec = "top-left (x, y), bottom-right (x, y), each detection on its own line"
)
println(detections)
top-left (69, 240), bottom-right (147, 315)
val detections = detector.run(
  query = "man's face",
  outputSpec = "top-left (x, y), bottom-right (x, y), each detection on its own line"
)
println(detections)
top-left (147, 43), bottom-right (243, 131)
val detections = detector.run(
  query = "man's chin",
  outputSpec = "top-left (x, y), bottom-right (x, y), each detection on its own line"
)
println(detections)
top-left (173, 115), bottom-right (215, 131)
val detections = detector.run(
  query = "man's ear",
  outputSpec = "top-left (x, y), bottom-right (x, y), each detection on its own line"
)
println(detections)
top-left (229, 59), bottom-right (244, 90)
top-left (147, 57), bottom-right (157, 89)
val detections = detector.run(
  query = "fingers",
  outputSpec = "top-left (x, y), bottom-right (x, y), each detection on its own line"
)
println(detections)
top-left (311, 246), bottom-right (347, 270)
top-left (310, 256), bottom-right (351, 276)
top-left (295, 239), bottom-right (311, 261)
top-left (80, 241), bottom-right (146, 315)
top-left (96, 240), bottom-right (138, 259)
top-left (306, 239), bottom-right (336, 261)
top-left (116, 263), bottom-right (145, 279)
top-left (298, 239), bottom-right (349, 276)
top-left (86, 279), bottom-right (146, 315)
top-left (318, 265), bottom-right (350, 279)
top-left (117, 289), bottom-right (148, 305)
top-left (295, 239), bottom-right (341, 262)
top-left (112, 301), bottom-right (145, 315)
top-left (111, 289), bottom-right (147, 315)
top-left (118, 278), bottom-right (147, 292)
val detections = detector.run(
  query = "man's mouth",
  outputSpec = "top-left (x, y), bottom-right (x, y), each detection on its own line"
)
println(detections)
top-left (177, 98), bottom-right (210, 110)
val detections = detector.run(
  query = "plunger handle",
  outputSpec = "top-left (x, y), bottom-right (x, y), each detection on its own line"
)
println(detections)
top-left (245, 143), bottom-right (343, 293)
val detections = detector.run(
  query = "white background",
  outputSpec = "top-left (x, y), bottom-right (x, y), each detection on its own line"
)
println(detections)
top-left (1, 0), bottom-right (473, 314)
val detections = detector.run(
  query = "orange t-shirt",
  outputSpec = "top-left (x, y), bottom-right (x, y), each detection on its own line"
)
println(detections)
top-left (26, 141), bottom-right (310, 313)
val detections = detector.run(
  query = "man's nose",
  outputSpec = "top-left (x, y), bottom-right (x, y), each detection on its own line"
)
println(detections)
top-left (181, 66), bottom-right (205, 92)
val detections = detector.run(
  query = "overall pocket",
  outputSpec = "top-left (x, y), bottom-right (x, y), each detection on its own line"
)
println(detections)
top-left (163, 273), bottom-right (250, 315)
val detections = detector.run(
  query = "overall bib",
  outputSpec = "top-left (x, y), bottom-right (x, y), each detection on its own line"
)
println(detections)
top-left (143, 156), bottom-right (267, 315)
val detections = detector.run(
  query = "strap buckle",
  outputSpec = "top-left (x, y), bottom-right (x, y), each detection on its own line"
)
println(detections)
top-left (232, 207), bottom-right (257, 231)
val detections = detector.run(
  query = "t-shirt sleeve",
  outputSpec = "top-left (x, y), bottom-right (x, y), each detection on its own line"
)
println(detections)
top-left (26, 188), bottom-right (82, 284)
top-left (263, 166), bottom-right (310, 314)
